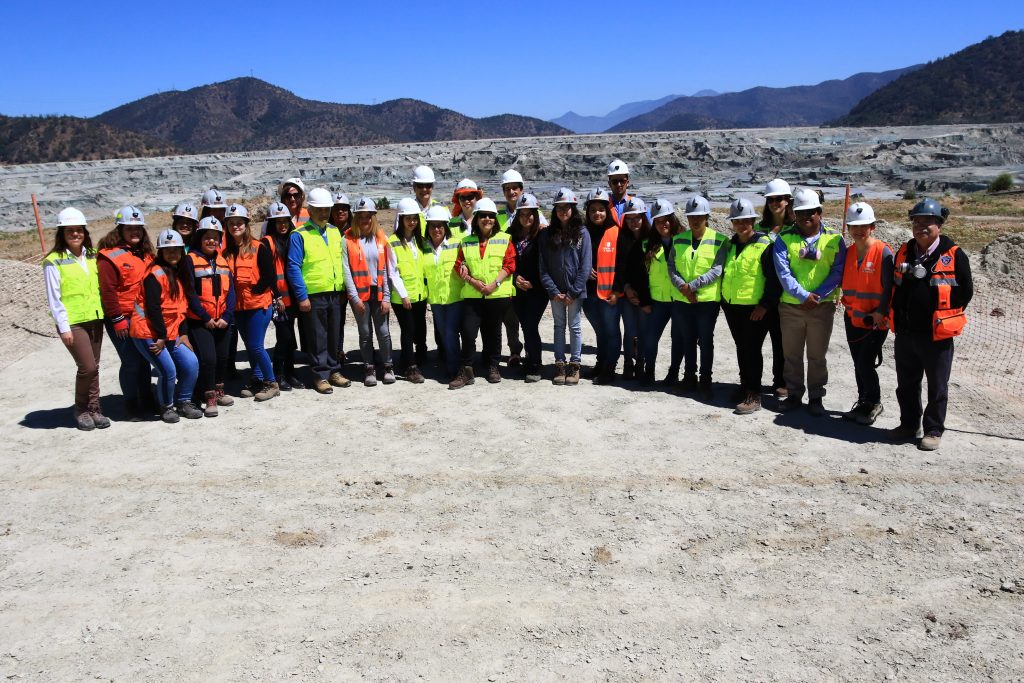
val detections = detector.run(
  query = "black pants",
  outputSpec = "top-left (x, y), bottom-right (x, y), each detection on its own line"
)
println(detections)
top-left (392, 299), bottom-right (428, 370)
top-left (764, 304), bottom-right (785, 388)
top-left (187, 320), bottom-right (232, 393)
top-left (504, 304), bottom-right (524, 357)
top-left (845, 317), bottom-right (888, 404)
top-left (722, 302), bottom-right (770, 393)
top-left (462, 297), bottom-right (512, 368)
top-left (273, 311), bottom-right (298, 375)
top-left (514, 289), bottom-right (549, 368)
top-left (895, 332), bottom-right (954, 436)
top-left (301, 292), bottom-right (343, 380)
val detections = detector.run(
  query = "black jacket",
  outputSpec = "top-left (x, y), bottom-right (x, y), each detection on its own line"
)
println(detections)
top-left (891, 235), bottom-right (973, 335)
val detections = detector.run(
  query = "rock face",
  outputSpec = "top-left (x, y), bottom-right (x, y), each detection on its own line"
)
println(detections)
top-left (2, 123), bottom-right (1022, 229)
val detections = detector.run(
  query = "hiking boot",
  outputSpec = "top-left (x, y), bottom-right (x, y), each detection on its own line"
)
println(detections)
top-left (176, 400), bottom-right (204, 420)
top-left (160, 406), bottom-right (180, 424)
top-left (364, 365), bottom-right (378, 387)
top-left (919, 433), bottom-right (942, 451)
top-left (773, 384), bottom-right (789, 398)
top-left (313, 379), bottom-right (333, 394)
top-left (74, 409), bottom-right (95, 431)
top-left (240, 376), bottom-right (262, 398)
top-left (462, 366), bottom-right (475, 385)
top-left (406, 365), bottom-right (425, 384)
top-left (285, 373), bottom-right (305, 390)
top-left (90, 410), bottom-right (111, 429)
top-left (255, 381), bottom-right (280, 402)
top-left (888, 424), bottom-right (923, 442)
top-left (676, 373), bottom-right (698, 394)
top-left (524, 364), bottom-right (542, 383)
top-left (215, 383), bottom-right (234, 406)
top-left (448, 369), bottom-right (468, 390)
top-left (382, 365), bottom-right (396, 384)
top-left (843, 401), bottom-right (868, 421)
top-left (486, 364), bottom-right (502, 384)
top-left (566, 362), bottom-right (580, 386)
top-left (856, 403), bottom-right (884, 426)
top-left (661, 368), bottom-right (679, 387)
top-left (203, 390), bottom-right (219, 417)
top-left (807, 397), bottom-right (825, 417)
top-left (553, 361), bottom-right (567, 386)
top-left (735, 392), bottom-right (762, 415)
top-left (328, 371), bottom-right (351, 388)
top-left (698, 377), bottom-right (714, 400)
top-left (778, 395), bottom-right (803, 412)
top-left (277, 376), bottom-right (292, 391)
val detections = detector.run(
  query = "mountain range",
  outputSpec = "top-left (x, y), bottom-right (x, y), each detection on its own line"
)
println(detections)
top-left (550, 91), bottom-right (720, 134)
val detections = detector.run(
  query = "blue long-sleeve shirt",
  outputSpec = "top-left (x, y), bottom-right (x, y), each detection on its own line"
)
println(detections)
top-left (772, 229), bottom-right (846, 302)
top-left (538, 229), bottom-right (592, 300)
top-left (286, 221), bottom-right (327, 303)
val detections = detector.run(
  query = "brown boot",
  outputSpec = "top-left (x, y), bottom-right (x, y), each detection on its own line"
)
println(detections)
top-left (566, 362), bottom-right (580, 386)
top-left (203, 390), bottom-right (219, 417)
top-left (215, 383), bottom-right (234, 406)
top-left (407, 365), bottom-right (425, 384)
top-left (462, 366), bottom-right (475, 385)
top-left (486, 363), bottom-right (502, 384)
top-left (553, 361), bottom-right (566, 386)
top-left (448, 368), bottom-right (467, 390)
top-left (734, 391), bottom-right (761, 415)
top-left (254, 381), bottom-right (280, 402)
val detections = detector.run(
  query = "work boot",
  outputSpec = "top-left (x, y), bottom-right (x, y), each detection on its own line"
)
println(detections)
top-left (90, 410), bottom-right (111, 429)
top-left (176, 400), bottom-right (204, 420)
top-left (566, 362), bottom-right (580, 386)
top-left (313, 379), bottom-right (333, 394)
top-left (842, 401), bottom-right (868, 422)
top-left (590, 361), bottom-right (605, 379)
top-left (553, 361), bottom-right (567, 386)
top-left (773, 382), bottom-right (789, 398)
top-left (203, 390), bottom-right (219, 417)
top-left (160, 406), bottom-right (180, 424)
top-left (215, 383), bottom-right (234, 406)
top-left (524, 363), bottom-right (542, 383)
top-left (887, 424), bottom-right (923, 442)
top-left (462, 366), bottom-right (475, 386)
top-left (448, 369), bottom-right (468, 390)
top-left (508, 352), bottom-right (523, 368)
top-left (919, 433), bottom-right (942, 451)
top-left (698, 377), bottom-right (713, 401)
top-left (364, 365), bottom-right (378, 387)
top-left (622, 358), bottom-right (635, 381)
top-left (676, 373), bottom-right (698, 394)
top-left (661, 367), bottom-right (679, 387)
top-left (74, 409), bottom-right (95, 431)
top-left (274, 364), bottom-right (291, 391)
top-left (728, 386), bottom-right (747, 404)
top-left (255, 381), bottom-right (280, 402)
top-left (486, 363), bottom-right (502, 384)
top-left (735, 391), bottom-right (762, 415)
top-left (328, 371), bottom-right (351, 388)
top-left (285, 370), bottom-right (305, 390)
top-left (857, 403), bottom-right (884, 426)
top-left (406, 365), bottom-right (425, 384)
top-left (382, 365), bottom-right (396, 384)
top-left (807, 397), bottom-right (825, 417)
top-left (240, 376), bottom-right (262, 398)
top-left (593, 368), bottom-right (616, 385)
top-left (778, 395), bottom-right (803, 412)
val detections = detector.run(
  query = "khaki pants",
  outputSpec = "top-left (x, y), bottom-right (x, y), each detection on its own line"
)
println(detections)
top-left (779, 302), bottom-right (836, 399)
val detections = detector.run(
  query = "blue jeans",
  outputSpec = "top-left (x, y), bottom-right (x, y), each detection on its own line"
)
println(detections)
top-left (619, 299), bottom-right (643, 365)
top-left (105, 319), bottom-right (152, 403)
top-left (582, 293), bottom-right (608, 365)
top-left (236, 306), bottom-right (275, 382)
top-left (676, 300), bottom-right (720, 379)
top-left (641, 300), bottom-right (683, 372)
top-left (132, 337), bottom-right (199, 406)
top-left (430, 301), bottom-right (463, 378)
top-left (551, 297), bottom-right (584, 362)
top-left (593, 297), bottom-right (623, 368)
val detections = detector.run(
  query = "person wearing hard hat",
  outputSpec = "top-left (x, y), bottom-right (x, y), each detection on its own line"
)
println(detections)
top-left (261, 201), bottom-right (303, 391)
top-left (606, 159), bottom-right (651, 226)
top-left (96, 206), bottom-right (157, 420)
top-left (615, 198), bottom-right (653, 382)
top-left (449, 179), bottom-right (482, 241)
top-left (279, 178), bottom-right (310, 229)
top-left (287, 187), bottom-right (349, 393)
top-left (582, 188), bottom-right (618, 382)
top-left (172, 203), bottom-right (199, 250)
top-left (331, 192), bottom-right (352, 233)
top-left (624, 199), bottom-right (685, 387)
top-left (199, 188), bottom-right (228, 224)
top-left (453, 197), bottom-right (516, 386)
top-left (498, 169), bottom-right (549, 232)
top-left (508, 193), bottom-right (548, 383)
top-left (343, 198), bottom-right (405, 387)
top-left (720, 198), bottom-right (782, 415)
top-left (182, 217), bottom-right (236, 417)
top-left (224, 204), bottom-right (280, 404)
top-left (389, 198), bottom-right (428, 383)
top-left (757, 178), bottom-right (795, 398)
top-left (412, 165), bottom-right (438, 213)
top-left (889, 198), bottom-right (973, 451)
top-left (772, 187), bottom-right (846, 416)
top-left (44, 208), bottom-right (109, 430)
top-left (668, 195), bottom-right (729, 399)
top-left (129, 229), bottom-right (202, 423)
top-left (421, 205), bottom-right (465, 386)
top-left (539, 189), bottom-right (592, 386)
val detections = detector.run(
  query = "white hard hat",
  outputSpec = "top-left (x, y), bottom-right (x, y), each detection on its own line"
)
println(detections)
top-left (201, 189), bottom-right (227, 209)
top-left (332, 192), bottom-right (351, 207)
top-left (307, 188), bottom-right (334, 208)
top-left (353, 197), bottom-right (377, 213)
top-left (115, 205), bottom-right (145, 226)
top-left (267, 202), bottom-right (291, 220)
top-left (846, 202), bottom-right (876, 226)
top-left (456, 178), bottom-right (479, 192)
top-left (763, 178), bottom-right (793, 197)
top-left (412, 166), bottom-right (435, 184)
top-left (173, 202), bottom-right (198, 220)
top-left (424, 205), bottom-right (451, 223)
top-left (198, 216), bottom-right (224, 233)
top-left (225, 203), bottom-right (249, 221)
top-left (792, 188), bottom-right (822, 211)
top-left (56, 207), bottom-right (87, 227)
top-left (473, 198), bottom-right (498, 215)
top-left (586, 187), bottom-right (611, 204)
top-left (553, 187), bottom-right (577, 205)
top-left (279, 178), bottom-right (306, 195)
top-left (684, 196), bottom-right (711, 216)
top-left (396, 198), bottom-right (422, 216)
top-left (500, 169), bottom-right (524, 186)
top-left (650, 199), bottom-right (675, 220)
top-left (623, 197), bottom-right (647, 215)
top-left (517, 193), bottom-right (540, 210)
top-left (156, 229), bottom-right (185, 249)
top-left (728, 198), bottom-right (758, 221)
top-left (607, 159), bottom-right (629, 176)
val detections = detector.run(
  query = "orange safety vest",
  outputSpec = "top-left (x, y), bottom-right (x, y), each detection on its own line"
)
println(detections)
top-left (186, 251), bottom-right (232, 320)
top-left (344, 229), bottom-right (388, 302)
top-left (99, 246), bottom-right (152, 317)
top-left (609, 194), bottom-right (632, 227)
top-left (595, 226), bottom-right (619, 300)
top-left (129, 264), bottom-right (188, 340)
top-left (894, 243), bottom-right (967, 341)
top-left (841, 240), bottom-right (892, 330)
top-left (262, 235), bottom-right (292, 309)
top-left (291, 208), bottom-right (310, 229)
top-left (229, 240), bottom-right (273, 311)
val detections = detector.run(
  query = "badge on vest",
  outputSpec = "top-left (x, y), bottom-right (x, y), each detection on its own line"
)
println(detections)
top-left (940, 254), bottom-right (952, 266)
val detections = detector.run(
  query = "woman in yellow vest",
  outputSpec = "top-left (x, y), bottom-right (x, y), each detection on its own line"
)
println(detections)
top-left (390, 198), bottom-right (429, 383)
top-left (421, 205), bottom-right (466, 387)
top-left (668, 195), bottom-right (729, 399)
top-left (720, 199), bottom-right (782, 415)
top-left (454, 198), bottom-right (516, 385)
top-left (44, 208), bottom-right (109, 431)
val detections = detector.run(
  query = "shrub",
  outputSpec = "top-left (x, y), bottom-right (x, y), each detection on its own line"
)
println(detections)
top-left (988, 173), bottom-right (1014, 192)
top-left (376, 197), bottom-right (391, 209)
top-left (903, 188), bottom-right (917, 200)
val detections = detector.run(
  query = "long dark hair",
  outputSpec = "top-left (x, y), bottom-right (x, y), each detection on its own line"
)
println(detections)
top-left (645, 214), bottom-right (682, 268)
top-left (508, 209), bottom-right (540, 243)
top-left (154, 249), bottom-right (192, 299)
top-left (96, 224), bottom-right (156, 257)
top-left (584, 200), bottom-right (615, 231)
top-left (547, 205), bottom-right (584, 249)
top-left (266, 217), bottom-right (293, 259)
top-left (760, 200), bottom-right (796, 231)
top-left (47, 225), bottom-right (93, 257)
top-left (396, 213), bottom-right (425, 252)
top-left (223, 221), bottom-right (257, 258)
top-left (190, 228), bottom-right (223, 255)
top-left (470, 212), bottom-right (498, 240)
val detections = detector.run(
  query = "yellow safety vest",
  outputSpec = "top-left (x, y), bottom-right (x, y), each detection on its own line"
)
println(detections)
top-left (642, 239), bottom-right (676, 303)
top-left (388, 235), bottom-right (426, 303)
top-left (721, 235), bottom-right (771, 305)
top-left (422, 241), bottom-right (463, 305)
top-left (779, 228), bottom-right (843, 304)
top-left (671, 229), bottom-right (727, 303)
top-left (461, 235), bottom-right (514, 299)
top-left (298, 222), bottom-right (344, 295)
top-left (44, 250), bottom-right (103, 325)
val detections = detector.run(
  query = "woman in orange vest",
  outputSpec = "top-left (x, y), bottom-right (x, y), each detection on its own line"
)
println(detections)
top-left (182, 216), bottom-right (235, 417)
top-left (130, 230), bottom-right (202, 423)
top-left (840, 202), bottom-right (894, 426)
top-left (96, 205), bottom-right (156, 420)
top-left (261, 202), bottom-right (302, 390)
top-left (172, 202), bottom-right (199, 249)
top-left (224, 204), bottom-right (280, 403)
top-left (581, 188), bottom-right (618, 383)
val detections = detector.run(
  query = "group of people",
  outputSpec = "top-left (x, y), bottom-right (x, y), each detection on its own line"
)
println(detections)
top-left (44, 160), bottom-right (972, 450)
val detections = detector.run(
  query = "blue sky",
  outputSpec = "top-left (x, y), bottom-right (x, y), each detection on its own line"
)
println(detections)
top-left (2, 1), bottom-right (1021, 121)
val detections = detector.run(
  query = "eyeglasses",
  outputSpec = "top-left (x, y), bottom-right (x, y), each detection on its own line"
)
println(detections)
top-left (428, 223), bottom-right (447, 230)
top-left (477, 214), bottom-right (496, 221)
top-left (609, 178), bottom-right (628, 185)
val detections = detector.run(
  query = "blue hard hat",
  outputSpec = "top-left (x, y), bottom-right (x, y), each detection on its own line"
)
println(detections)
top-left (908, 197), bottom-right (947, 223)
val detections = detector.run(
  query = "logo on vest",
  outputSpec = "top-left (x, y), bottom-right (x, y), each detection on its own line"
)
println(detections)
top-left (940, 254), bottom-right (952, 266)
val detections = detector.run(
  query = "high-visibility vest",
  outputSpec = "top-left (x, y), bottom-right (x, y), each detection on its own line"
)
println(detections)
top-left (448, 217), bottom-right (470, 242)
top-left (129, 265), bottom-right (187, 340)
top-left (345, 229), bottom-right (388, 302)
top-left (609, 194), bottom-right (632, 227)
top-left (298, 222), bottom-right (344, 295)
top-left (388, 235), bottom-right (426, 304)
top-left (641, 239), bottom-right (676, 303)
top-left (894, 242), bottom-right (967, 341)
top-left (778, 228), bottom-right (843, 305)
top-left (186, 251), bottom-right (232, 320)
top-left (841, 241), bottom-right (892, 329)
top-left (595, 226), bottom-right (619, 300)
top-left (672, 229), bottom-right (728, 303)
top-left (290, 208), bottom-right (310, 229)
top-left (98, 245), bottom-right (152, 317)
top-left (261, 234), bottom-right (292, 308)
top-left (461, 235), bottom-right (514, 299)
top-left (721, 235), bottom-right (772, 306)
top-left (422, 241), bottom-right (463, 305)
top-left (228, 240), bottom-right (273, 311)
top-left (43, 250), bottom-right (103, 326)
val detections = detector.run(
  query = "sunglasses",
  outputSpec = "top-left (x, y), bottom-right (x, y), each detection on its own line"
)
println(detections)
top-left (414, 183), bottom-right (434, 190)
top-left (458, 194), bottom-right (477, 202)
top-left (609, 178), bottom-right (628, 185)
top-left (767, 196), bottom-right (789, 203)
top-left (795, 209), bottom-right (819, 216)
top-left (477, 214), bottom-right (496, 220)
top-left (283, 192), bottom-right (302, 199)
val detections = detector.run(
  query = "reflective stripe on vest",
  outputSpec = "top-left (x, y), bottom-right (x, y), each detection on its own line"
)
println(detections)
top-left (778, 229), bottom-right (843, 305)
top-left (461, 235), bottom-right (514, 299)
top-left (422, 241), bottom-right (463, 305)
top-left (721, 236), bottom-right (771, 306)
top-left (345, 229), bottom-right (389, 302)
top-left (99, 246), bottom-right (152, 317)
top-left (841, 241), bottom-right (891, 329)
top-left (299, 222), bottom-right (345, 295)
top-left (641, 239), bottom-right (675, 303)
top-left (187, 251), bottom-right (232, 320)
top-left (389, 235), bottom-right (426, 304)
top-left (262, 235), bottom-right (292, 308)
top-left (672, 229), bottom-right (727, 303)
top-left (229, 240), bottom-right (273, 311)
top-left (129, 265), bottom-right (188, 340)
top-left (595, 226), bottom-right (619, 300)
top-left (894, 243), bottom-right (966, 340)
top-left (44, 250), bottom-right (103, 325)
